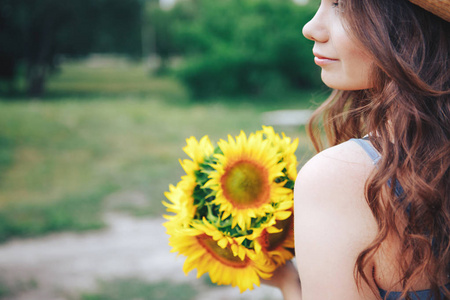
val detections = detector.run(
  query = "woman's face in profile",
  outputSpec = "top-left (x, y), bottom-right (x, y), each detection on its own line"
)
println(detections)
top-left (302, 0), bottom-right (374, 91)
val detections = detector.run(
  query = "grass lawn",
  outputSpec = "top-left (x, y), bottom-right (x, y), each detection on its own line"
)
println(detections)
top-left (0, 58), bottom-right (326, 242)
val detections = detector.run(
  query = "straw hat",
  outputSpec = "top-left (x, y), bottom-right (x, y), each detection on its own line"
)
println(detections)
top-left (409, 0), bottom-right (450, 22)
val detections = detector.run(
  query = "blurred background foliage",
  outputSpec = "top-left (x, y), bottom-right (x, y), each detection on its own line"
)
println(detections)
top-left (168, 0), bottom-right (321, 97)
top-left (1, 0), bottom-right (321, 98)
top-left (0, 0), bottom-right (144, 97)
top-left (0, 0), bottom-right (326, 243)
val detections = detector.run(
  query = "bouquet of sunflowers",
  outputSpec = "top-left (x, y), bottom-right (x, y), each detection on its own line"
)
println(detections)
top-left (163, 126), bottom-right (298, 292)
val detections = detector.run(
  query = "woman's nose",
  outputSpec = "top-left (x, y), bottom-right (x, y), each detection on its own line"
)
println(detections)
top-left (302, 10), bottom-right (329, 43)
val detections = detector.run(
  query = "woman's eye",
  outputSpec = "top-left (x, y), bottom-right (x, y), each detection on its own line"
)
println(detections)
top-left (331, 0), bottom-right (339, 7)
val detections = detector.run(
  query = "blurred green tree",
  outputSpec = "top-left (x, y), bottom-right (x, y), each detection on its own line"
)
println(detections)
top-left (145, 1), bottom-right (181, 74)
top-left (160, 0), bottom-right (321, 98)
top-left (0, 0), bottom-right (144, 97)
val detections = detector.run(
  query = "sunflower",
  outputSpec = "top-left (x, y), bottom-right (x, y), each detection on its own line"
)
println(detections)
top-left (163, 135), bottom-right (214, 227)
top-left (256, 213), bottom-right (295, 266)
top-left (236, 201), bottom-right (294, 266)
top-left (163, 176), bottom-right (197, 228)
top-left (165, 220), bottom-right (276, 292)
top-left (183, 136), bottom-right (214, 167)
top-left (206, 131), bottom-right (292, 229)
top-left (179, 135), bottom-right (214, 179)
top-left (262, 126), bottom-right (299, 181)
top-left (164, 127), bottom-right (299, 293)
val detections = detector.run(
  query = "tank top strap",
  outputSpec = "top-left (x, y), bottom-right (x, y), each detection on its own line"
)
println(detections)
top-left (350, 138), bottom-right (381, 166)
top-left (350, 138), bottom-right (404, 198)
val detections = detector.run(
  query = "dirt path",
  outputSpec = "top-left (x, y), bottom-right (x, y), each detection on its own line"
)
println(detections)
top-left (0, 213), bottom-right (283, 300)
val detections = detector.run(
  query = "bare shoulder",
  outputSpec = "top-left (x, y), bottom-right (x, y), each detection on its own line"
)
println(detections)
top-left (297, 139), bottom-right (375, 190)
top-left (294, 140), bottom-right (380, 299)
top-left (295, 140), bottom-right (376, 214)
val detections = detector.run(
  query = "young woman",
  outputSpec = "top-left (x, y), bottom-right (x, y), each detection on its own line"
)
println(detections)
top-left (265, 0), bottom-right (450, 299)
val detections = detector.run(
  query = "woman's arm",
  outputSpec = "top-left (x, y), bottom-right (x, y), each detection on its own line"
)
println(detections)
top-left (262, 260), bottom-right (302, 300)
top-left (293, 141), bottom-right (380, 300)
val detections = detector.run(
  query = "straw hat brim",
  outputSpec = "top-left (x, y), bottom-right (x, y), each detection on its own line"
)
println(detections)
top-left (409, 0), bottom-right (450, 22)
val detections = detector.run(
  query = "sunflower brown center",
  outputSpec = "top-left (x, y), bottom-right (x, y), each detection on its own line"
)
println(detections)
top-left (221, 160), bottom-right (269, 208)
top-left (197, 235), bottom-right (248, 268)
top-left (267, 215), bottom-right (293, 251)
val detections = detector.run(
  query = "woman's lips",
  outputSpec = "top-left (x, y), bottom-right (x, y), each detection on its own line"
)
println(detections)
top-left (313, 53), bottom-right (338, 66)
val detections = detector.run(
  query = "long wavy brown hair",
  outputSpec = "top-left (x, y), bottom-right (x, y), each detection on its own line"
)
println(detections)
top-left (307, 0), bottom-right (450, 299)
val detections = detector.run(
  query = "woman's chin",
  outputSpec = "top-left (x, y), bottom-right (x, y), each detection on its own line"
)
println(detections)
top-left (321, 72), bottom-right (372, 91)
